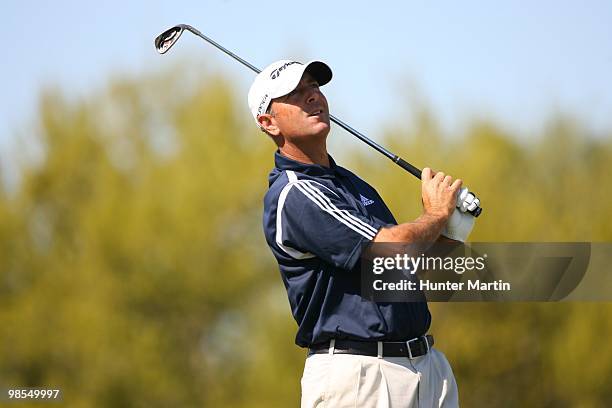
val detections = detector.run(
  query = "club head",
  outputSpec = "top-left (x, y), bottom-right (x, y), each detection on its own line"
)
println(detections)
top-left (155, 25), bottom-right (185, 54)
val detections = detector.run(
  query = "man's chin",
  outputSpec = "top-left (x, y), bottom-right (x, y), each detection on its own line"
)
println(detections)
top-left (312, 115), bottom-right (330, 128)
top-left (312, 122), bottom-right (330, 138)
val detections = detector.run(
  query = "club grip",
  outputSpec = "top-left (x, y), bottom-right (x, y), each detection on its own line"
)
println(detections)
top-left (394, 156), bottom-right (422, 179)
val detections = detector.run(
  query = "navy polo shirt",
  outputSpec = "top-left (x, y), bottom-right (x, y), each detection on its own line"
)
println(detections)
top-left (263, 151), bottom-right (431, 347)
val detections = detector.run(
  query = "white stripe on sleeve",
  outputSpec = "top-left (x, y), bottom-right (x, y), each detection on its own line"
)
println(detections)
top-left (293, 182), bottom-right (376, 240)
top-left (275, 171), bottom-right (315, 259)
top-left (302, 180), bottom-right (378, 236)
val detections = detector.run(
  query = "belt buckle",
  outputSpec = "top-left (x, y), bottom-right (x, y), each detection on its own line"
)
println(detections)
top-left (406, 335), bottom-right (429, 359)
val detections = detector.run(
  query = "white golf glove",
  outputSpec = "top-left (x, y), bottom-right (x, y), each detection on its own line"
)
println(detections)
top-left (442, 209), bottom-right (475, 242)
top-left (456, 187), bottom-right (480, 213)
top-left (442, 188), bottom-right (479, 242)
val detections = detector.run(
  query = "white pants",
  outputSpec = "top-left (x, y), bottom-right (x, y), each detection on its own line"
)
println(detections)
top-left (301, 347), bottom-right (458, 408)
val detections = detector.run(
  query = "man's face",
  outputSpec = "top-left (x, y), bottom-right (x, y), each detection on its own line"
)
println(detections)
top-left (259, 72), bottom-right (330, 142)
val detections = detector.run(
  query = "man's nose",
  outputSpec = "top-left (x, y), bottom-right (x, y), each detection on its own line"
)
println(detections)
top-left (307, 89), bottom-right (322, 105)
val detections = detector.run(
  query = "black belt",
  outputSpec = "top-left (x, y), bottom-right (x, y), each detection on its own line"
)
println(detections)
top-left (309, 335), bottom-right (434, 359)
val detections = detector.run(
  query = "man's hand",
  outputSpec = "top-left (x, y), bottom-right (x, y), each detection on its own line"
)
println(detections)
top-left (371, 168), bottom-right (467, 248)
top-left (421, 167), bottom-right (462, 221)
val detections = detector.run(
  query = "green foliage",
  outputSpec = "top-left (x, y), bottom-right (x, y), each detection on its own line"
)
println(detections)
top-left (1, 65), bottom-right (611, 407)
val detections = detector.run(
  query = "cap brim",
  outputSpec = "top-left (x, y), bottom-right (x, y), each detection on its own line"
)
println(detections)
top-left (304, 61), bottom-right (332, 86)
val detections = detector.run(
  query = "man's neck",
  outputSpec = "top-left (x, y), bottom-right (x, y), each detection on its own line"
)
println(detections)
top-left (279, 143), bottom-right (330, 168)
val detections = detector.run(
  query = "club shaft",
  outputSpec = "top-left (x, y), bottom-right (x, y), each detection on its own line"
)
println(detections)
top-left (182, 24), bottom-right (422, 179)
top-left (184, 25), bottom-right (262, 74)
top-left (329, 114), bottom-right (422, 179)
top-left (174, 24), bottom-right (482, 217)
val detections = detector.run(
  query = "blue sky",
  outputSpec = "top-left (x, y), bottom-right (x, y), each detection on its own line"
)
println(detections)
top-left (2, 0), bottom-right (611, 159)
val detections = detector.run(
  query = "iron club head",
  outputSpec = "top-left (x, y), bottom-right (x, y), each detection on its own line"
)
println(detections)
top-left (155, 25), bottom-right (185, 54)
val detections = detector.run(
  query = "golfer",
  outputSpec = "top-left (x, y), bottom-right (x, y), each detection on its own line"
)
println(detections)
top-left (249, 60), bottom-right (478, 407)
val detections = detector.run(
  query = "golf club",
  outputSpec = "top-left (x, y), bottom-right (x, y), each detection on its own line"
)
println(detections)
top-left (154, 24), bottom-right (482, 218)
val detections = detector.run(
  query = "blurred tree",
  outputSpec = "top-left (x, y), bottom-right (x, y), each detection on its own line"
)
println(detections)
top-left (0, 64), bottom-right (611, 407)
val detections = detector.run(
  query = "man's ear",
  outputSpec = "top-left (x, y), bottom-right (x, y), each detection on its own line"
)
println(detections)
top-left (257, 113), bottom-right (280, 136)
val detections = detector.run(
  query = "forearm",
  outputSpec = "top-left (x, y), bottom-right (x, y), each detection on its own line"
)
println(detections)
top-left (363, 213), bottom-right (448, 259)
top-left (373, 212), bottom-right (448, 244)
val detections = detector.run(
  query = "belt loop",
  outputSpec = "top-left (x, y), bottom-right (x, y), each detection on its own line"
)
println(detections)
top-left (328, 339), bottom-right (336, 355)
top-left (377, 341), bottom-right (383, 358)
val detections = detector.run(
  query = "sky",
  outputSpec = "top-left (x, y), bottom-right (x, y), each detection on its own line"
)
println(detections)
top-left (2, 0), bottom-right (611, 163)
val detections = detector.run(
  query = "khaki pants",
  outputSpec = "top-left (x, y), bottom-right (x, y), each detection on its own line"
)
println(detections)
top-left (301, 346), bottom-right (458, 408)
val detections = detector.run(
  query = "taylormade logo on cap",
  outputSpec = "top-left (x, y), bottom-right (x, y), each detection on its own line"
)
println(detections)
top-left (247, 59), bottom-right (333, 127)
top-left (269, 61), bottom-right (301, 79)
top-left (257, 94), bottom-right (269, 116)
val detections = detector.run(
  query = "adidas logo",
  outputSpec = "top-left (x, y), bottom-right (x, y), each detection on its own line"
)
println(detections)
top-left (360, 194), bottom-right (375, 206)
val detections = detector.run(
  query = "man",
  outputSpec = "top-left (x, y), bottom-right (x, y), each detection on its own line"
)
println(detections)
top-left (248, 60), bottom-right (479, 407)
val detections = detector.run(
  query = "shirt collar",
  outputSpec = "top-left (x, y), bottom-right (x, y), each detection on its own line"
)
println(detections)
top-left (274, 150), bottom-right (338, 178)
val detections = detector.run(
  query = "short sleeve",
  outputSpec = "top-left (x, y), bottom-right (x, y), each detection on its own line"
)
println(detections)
top-left (276, 178), bottom-right (385, 270)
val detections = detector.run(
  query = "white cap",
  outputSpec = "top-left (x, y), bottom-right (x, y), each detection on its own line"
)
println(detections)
top-left (247, 60), bottom-right (332, 125)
